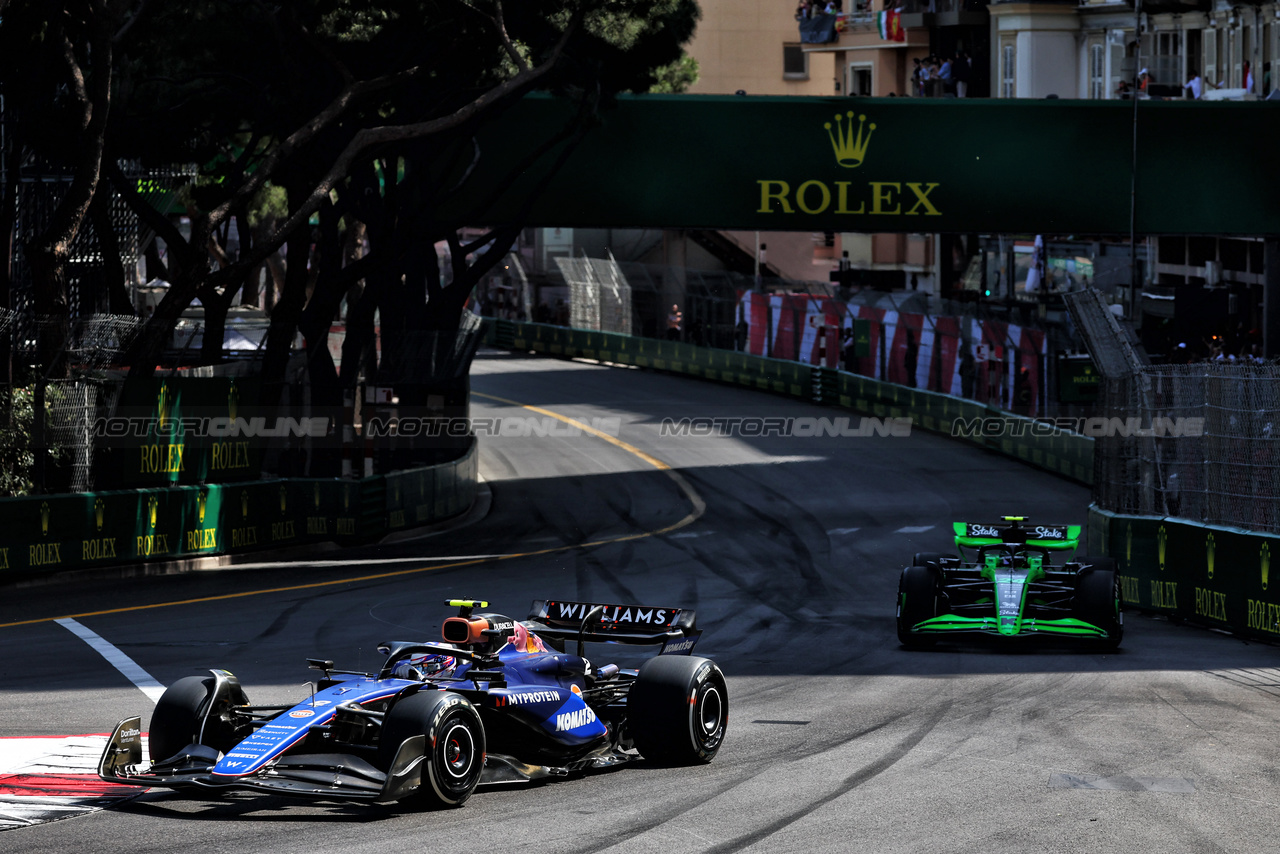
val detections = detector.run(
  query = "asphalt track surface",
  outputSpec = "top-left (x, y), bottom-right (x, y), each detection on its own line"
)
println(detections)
top-left (3, 349), bottom-right (1280, 853)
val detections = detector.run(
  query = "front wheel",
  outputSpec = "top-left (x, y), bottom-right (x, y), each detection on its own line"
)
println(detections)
top-left (897, 565), bottom-right (939, 648)
top-left (1075, 559), bottom-right (1123, 650)
top-left (628, 656), bottom-right (728, 765)
top-left (148, 674), bottom-right (248, 763)
top-left (379, 692), bottom-right (485, 808)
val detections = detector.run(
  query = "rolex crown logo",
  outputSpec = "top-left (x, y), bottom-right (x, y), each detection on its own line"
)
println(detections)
top-left (228, 381), bottom-right (238, 422)
top-left (1206, 532), bottom-right (1216, 580)
top-left (1157, 525), bottom-right (1167, 571)
top-left (198, 491), bottom-right (207, 525)
top-left (95, 498), bottom-right (105, 532)
top-left (1262, 542), bottom-right (1271, 591)
top-left (825, 111), bottom-right (876, 169)
top-left (343, 485), bottom-right (351, 511)
top-left (314, 483), bottom-right (321, 509)
top-left (241, 491), bottom-right (249, 519)
top-left (1125, 524), bottom-right (1132, 564)
top-left (40, 501), bottom-right (50, 537)
top-left (279, 485), bottom-right (288, 514)
top-left (148, 496), bottom-right (158, 531)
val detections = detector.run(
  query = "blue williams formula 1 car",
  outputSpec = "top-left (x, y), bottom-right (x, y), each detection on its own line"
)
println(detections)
top-left (896, 517), bottom-right (1122, 649)
top-left (98, 599), bottom-right (728, 808)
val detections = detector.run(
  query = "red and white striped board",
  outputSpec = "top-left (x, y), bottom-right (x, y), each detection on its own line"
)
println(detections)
top-left (0, 734), bottom-right (147, 830)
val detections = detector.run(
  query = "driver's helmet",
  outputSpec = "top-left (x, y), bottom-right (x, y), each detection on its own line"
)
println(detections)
top-left (392, 652), bottom-right (456, 681)
top-left (507, 622), bottom-right (549, 655)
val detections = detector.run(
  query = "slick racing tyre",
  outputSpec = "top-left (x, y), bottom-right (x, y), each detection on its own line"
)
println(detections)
top-left (912, 552), bottom-right (952, 568)
top-left (897, 564), bottom-right (940, 648)
top-left (148, 674), bottom-right (249, 763)
top-left (1076, 557), bottom-right (1123, 650)
top-left (379, 691), bottom-right (485, 808)
top-left (628, 655), bottom-right (728, 766)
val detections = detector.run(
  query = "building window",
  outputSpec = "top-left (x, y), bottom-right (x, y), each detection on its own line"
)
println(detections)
top-left (784, 45), bottom-right (809, 80)
top-left (848, 63), bottom-right (873, 96)
top-left (1090, 43), bottom-right (1105, 98)
top-left (1001, 43), bottom-right (1016, 98)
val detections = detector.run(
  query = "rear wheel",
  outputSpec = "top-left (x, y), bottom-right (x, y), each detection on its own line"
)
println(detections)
top-left (897, 565), bottom-right (940, 648)
top-left (1076, 558), bottom-right (1123, 650)
top-left (148, 675), bottom-right (248, 763)
top-left (379, 692), bottom-right (485, 808)
top-left (628, 656), bottom-right (728, 765)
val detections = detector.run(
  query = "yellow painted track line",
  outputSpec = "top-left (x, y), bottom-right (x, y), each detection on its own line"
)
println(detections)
top-left (0, 393), bottom-right (703, 629)
top-left (472, 391), bottom-right (672, 471)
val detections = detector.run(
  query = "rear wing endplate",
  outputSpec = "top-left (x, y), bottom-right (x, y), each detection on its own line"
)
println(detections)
top-left (527, 600), bottom-right (700, 653)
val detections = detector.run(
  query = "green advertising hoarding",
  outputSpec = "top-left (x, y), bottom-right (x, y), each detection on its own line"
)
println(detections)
top-left (435, 95), bottom-right (1280, 236)
top-left (0, 441), bottom-right (478, 577)
top-left (1090, 505), bottom-right (1280, 643)
top-left (95, 377), bottom-right (271, 488)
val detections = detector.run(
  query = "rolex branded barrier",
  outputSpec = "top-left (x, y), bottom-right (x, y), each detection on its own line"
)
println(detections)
top-left (1088, 504), bottom-right (1280, 642)
top-left (0, 437), bottom-right (478, 579)
top-left (489, 321), bottom-right (1093, 485)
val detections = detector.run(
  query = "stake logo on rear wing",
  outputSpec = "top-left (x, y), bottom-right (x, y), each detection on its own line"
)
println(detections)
top-left (953, 522), bottom-right (1081, 551)
top-left (527, 600), bottom-right (700, 651)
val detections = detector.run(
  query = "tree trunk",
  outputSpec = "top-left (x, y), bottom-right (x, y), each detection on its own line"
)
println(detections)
top-left (89, 186), bottom-right (134, 315)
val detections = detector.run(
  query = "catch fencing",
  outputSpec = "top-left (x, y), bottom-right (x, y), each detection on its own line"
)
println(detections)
top-left (1091, 362), bottom-right (1280, 534)
top-left (529, 254), bottom-right (1070, 418)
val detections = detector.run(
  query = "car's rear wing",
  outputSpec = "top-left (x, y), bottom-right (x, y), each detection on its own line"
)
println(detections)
top-left (526, 599), bottom-right (701, 655)
top-left (952, 521), bottom-right (1081, 551)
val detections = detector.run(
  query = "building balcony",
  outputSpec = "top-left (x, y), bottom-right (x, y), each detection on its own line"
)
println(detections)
top-left (898, 0), bottom-right (989, 26)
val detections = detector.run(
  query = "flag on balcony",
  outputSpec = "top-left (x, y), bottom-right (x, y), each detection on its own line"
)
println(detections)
top-left (876, 8), bottom-right (904, 42)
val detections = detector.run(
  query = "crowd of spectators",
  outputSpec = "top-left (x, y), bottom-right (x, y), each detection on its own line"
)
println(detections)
top-left (795, 0), bottom-right (845, 19)
top-left (911, 53), bottom-right (970, 97)
top-left (1165, 330), bottom-right (1272, 365)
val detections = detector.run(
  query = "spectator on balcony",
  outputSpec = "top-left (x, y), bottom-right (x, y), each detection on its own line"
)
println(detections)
top-left (939, 56), bottom-right (954, 95)
top-left (928, 56), bottom-right (943, 96)
top-left (795, 0), bottom-right (813, 21)
top-left (1184, 68), bottom-right (1204, 100)
top-left (953, 51), bottom-right (970, 98)
top-left (911, 58), bottom-right (923, 97)
top-left (919, 58), bottom-right (933, 97)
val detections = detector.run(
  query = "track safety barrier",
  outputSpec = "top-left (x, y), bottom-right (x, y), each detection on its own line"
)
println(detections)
top-left (0, 438), bottom-right (478, 580)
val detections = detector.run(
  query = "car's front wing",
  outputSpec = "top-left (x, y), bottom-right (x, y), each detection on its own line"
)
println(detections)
top-left (906, 615), bottom-right (1113, 639)
top-left (99, 715), bottom-right (429, 803)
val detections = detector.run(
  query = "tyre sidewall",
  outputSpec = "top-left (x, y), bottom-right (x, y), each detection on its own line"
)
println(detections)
top-left (381, 691), bottom-right (485, 807)
top-left (898, 564), bottom-right (939, 647)
top-left (628, 656), bottom-right (728, 765)
top-left (148, 676), bottom-right (214, 763)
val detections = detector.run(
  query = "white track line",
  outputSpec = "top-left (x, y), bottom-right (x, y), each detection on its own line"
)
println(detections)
top-left (896, 525), bottom-right (936, 534)
top-left (56, 619), bottom-right (165, 704)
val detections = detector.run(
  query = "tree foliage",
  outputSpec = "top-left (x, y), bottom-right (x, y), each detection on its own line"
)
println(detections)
top-left (3, 0), bottom-right (700, 399)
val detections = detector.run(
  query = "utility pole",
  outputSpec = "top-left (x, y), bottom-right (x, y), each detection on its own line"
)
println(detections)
top-left (1129, 0), bottom-right (1142, 320)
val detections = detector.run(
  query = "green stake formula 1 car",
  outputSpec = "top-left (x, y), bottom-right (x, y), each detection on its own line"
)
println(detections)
top-left (896, 517), bottom-right (1122, 649)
